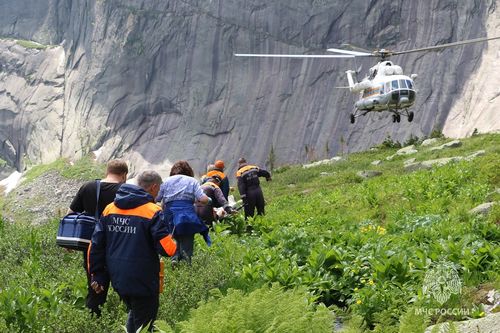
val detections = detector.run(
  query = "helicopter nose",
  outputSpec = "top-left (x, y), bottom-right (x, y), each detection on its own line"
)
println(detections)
top-left (399, 96), bottom-right (409, 104)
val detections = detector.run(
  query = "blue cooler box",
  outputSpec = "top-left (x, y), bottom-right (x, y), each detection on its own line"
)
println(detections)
top-left (56, 214), bottom-right (97, 250)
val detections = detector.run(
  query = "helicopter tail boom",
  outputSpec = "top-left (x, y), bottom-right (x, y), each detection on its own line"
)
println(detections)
top-left (345, 70), bottom-right (371, 93)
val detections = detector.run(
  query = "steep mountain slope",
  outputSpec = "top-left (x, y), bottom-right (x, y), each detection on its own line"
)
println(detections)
top-left (443, 7), bottom-right (500, 137)
top-left (0, 134), bottom-right (498, 332)
top-left (0, 0), bottom-right (498, 175)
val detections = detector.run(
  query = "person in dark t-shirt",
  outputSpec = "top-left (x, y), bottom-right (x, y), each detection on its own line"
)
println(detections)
top-left (68, 159), bottom-right (128, 316)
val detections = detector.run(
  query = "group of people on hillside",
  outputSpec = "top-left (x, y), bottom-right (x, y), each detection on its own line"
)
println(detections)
top-left (67, 158), bottom-right (271, 332)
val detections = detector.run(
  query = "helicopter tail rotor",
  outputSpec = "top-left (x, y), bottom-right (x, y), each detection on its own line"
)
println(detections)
top-left (345, 70), bottom-right (357, 91)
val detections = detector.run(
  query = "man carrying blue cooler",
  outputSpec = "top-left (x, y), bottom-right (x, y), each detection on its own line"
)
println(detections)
top-left (88, 170), bottom-right (177, 332)
top-left (68, 159), bottom-right (128, 316)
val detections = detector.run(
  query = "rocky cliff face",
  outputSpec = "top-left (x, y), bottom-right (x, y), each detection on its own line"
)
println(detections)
top-left (443, 6), bottom-right (500, 137)
top-left (0, 40), bottom-right (65, 173)
top-left (0, 0), bottom-right (498, 176)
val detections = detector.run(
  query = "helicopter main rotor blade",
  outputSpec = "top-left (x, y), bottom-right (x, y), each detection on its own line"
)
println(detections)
top-left (326, 48), bottom-right (373, 56)
top-left (392, 35), bottom-right (500, 56)
top-left (340, 43), bottom-right (373, 54)
top-left (234, 53), bottom-right (354, 58)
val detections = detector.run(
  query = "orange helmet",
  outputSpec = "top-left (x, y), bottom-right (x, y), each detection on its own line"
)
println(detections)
top-left (214, 160), bottom-right (225, 169)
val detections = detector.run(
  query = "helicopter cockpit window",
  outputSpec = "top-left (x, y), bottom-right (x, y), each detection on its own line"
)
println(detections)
top-left (406, 80), bottom-right (413, 89)
top-left (399, 79), bottom-right (407, 89)
top-left (391, 80), bottom-right (399, 90)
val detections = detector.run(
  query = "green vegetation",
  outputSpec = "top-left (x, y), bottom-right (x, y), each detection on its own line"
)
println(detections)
top-left (0, 37), bottom-right (53, 50)
top-left (22, 156), bottom-right (105, 184)
top-left (176, 285), bottom-right (333, 332)
top-left (0, 133), bottom-right (498, 332)
top-left (15, 39), bottom-right (48, 50)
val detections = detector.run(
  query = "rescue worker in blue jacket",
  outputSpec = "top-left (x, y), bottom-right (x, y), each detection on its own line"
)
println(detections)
top-left (88, 170), bottom-right (176, 333)
top-left (235, 158), bottom-right (272, 219)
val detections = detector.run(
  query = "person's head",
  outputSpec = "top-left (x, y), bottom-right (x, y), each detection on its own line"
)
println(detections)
top-left (137, 170), bottom-right (163, 198)
top-left (238, 157), bottom-right (247, 166)
top-left (170, 160), bottom-right (194, 177)
top-left (210, 174), bottom-right (222, 185)
top-left (214, 160), bottom-right (225, 170)
top-left (106, 159), bottom-right (128, 182)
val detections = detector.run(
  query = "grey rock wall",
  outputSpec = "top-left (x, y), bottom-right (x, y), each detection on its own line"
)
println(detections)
top-left (0, 0), bottom-right (497, 176)
top-left (0, 40), bottom-right (65, 169)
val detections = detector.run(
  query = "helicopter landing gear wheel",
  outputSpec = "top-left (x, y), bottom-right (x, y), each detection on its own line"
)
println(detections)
top-left (408, 111), bottom-right (414, 122)
top-left (396, 114), bottom-right (401, 123)
top-left (350, 114), bottom-right (355, 124)
top-left (392, 114), bottom-right (397, 123)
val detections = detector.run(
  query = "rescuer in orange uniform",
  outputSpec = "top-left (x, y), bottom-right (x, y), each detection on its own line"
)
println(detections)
top-left (89, 170), bottom-right (176, 333)
top-left (195, 175), bottom-right (235, 225)
top-left (205, 160), bottom-right (230, 199)
top-left (235, 158), bottom-right (271, 219)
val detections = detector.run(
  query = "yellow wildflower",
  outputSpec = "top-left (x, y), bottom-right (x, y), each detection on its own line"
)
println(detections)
top-left (354, 288), bottom-right (358, 292)
top-left (356, 299), bottom-right (362, 305)
top-left (368, 280), bottom-right (374, 286)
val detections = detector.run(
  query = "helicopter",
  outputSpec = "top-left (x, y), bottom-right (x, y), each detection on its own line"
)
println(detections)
top-left (235, 36), bottom-right (500, 124)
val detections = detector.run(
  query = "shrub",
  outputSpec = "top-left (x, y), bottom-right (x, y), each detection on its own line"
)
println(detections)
top-left (175, 285), bottom-right (333, 333)
top-left (403, 134), bottom-right (420, 146)
top-left (159, 235), bottom-right (249, 325)
top-left (429, 128), bottom-right (445, 139)
top-left (380, 135), bottom-right (401, 149)
top-left (398, 307), bottom-right (430, 333)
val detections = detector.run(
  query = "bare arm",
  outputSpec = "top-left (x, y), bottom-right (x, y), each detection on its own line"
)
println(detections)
top-left (197, 194), bottom-right (210, 205)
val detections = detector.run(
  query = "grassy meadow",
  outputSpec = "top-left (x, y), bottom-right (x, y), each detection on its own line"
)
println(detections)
top-left (0, 133), bottom-right (498, 332)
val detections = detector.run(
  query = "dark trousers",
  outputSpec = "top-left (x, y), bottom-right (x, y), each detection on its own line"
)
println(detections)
top-left (121, 294), bottom-right (159, 333)
top-left (83, 250), bottom-right (109, 316)
top-left (173, 234), bottom-right (195, 263)
top-left (243, 186), bottom-right (265, 219)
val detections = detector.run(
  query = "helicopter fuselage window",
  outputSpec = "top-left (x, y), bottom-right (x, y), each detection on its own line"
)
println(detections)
top-left (391, 80), bottom-right (399, 90)
top-left (399, 79), bottom-right (407, 89)
top-left (385, 82), bottom-right (391, 93)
